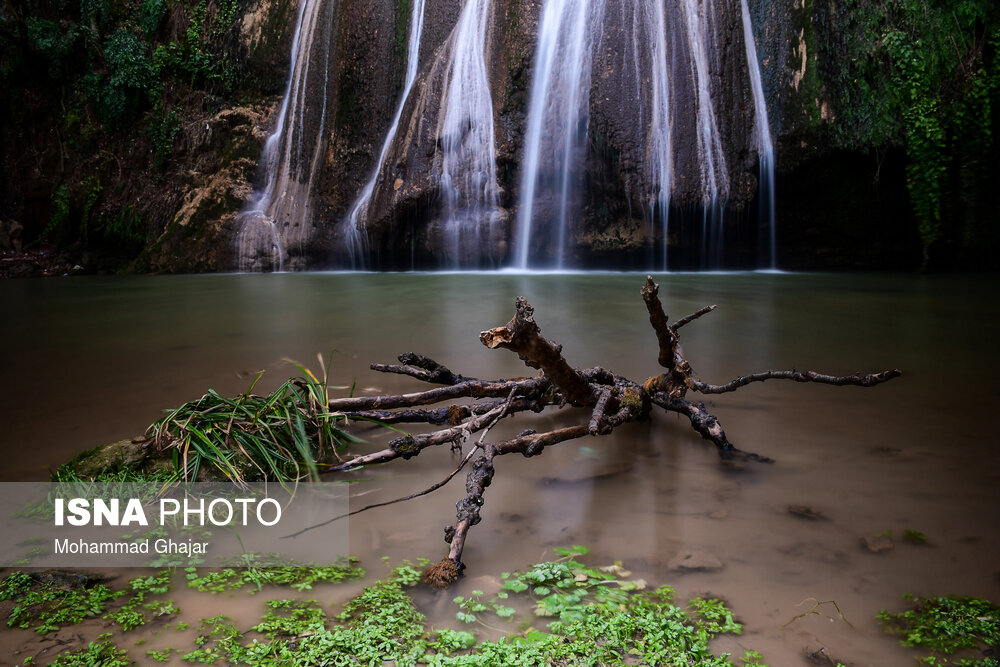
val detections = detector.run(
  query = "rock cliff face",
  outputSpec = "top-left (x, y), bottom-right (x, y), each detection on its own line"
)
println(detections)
top-left (245, 0), bottom-right (765, 269)
top-left (7, 0), bottom-right (990, 272)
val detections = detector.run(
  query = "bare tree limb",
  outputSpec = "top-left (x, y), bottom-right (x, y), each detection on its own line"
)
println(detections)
top-left (690, 368), bottom-right (902, 394)
top-left (653, 394), bottom-right (773, 463)
top-left (370, 353), bottom-right (476, 385)
top-left (284, 445), bottom-right (479, 539)
top-left (589, 388), bottom-right (613, 435)
top-left (344, 396), bottom-right (545, 426)
top-left (641, 276), bottom-right (676, 369)
top-left (287, 391), bottom-right (519, 541)
top-left (670, 304), bottom-right (717, 331)
top-left (480, 296), bottom-right (595, 405)
top-left (302, 281), bottom-right (901, 586)
top-left (327, 376), bottom-right (549, 412)
top-left (331, 398), bottom-right (530, 471)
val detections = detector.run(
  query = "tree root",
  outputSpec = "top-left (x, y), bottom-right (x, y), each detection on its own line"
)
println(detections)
top-left (305, 277), bottom-right (900, 587)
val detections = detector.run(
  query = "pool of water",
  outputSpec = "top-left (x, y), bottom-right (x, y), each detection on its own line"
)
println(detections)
top-left (1, 272), bottom-right (998, 664)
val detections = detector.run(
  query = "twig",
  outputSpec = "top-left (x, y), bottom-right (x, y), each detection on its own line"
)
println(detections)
top-left (782, 598), bottom-right (855, 629)
top-left (343, 396), bottom-right (545, 426)
top-left (282, 445), bottom-right (481, 539)
top-left (670, 304), bottom-right (717, 331)
top-left (588, 388), bottom-right (613, 435)
top-left (370, 353), bottom-right (475, 385)
top-left (654, 394), bottom-right (773, 463)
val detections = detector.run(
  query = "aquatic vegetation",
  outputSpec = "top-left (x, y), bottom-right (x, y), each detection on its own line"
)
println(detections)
top-left (174, 549), bottom-right (755, 666)
top-left (184, 559), bottom-right (365, 593)
top-left (148, 360), bottom-right (363, 483)
top-left (0, 570), bottom-right (174, 635)
top-left (879, 594), bottom-right (999, 665)
top-left (145, 647), bottom-right (174, 662)
top-left (0, 571), bottom-right (124, 634)
top-left (103, 569), bottom-right (175, 631)
top-left (5, 549), bottom-right (763, 665)
top-left (43, 638), bottom-right (130, 666)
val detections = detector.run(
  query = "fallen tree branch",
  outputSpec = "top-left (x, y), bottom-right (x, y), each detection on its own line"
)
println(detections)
top-left (301, 277), bottom-right (901, 587)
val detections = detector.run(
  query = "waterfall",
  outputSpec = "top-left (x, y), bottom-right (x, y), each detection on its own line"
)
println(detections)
top-left (234, 0), bottom-right (335, 272)
top-left (741, 0), bottom-right (776, 269)
top-left (643, 0), bottom-right (672, 271)
top-left (677, 0), bottom-right (728, 269)
top-left (342, 0), bottom-right (427, 269)
top-left (436, 0), bottom-right (502, 268)
top-left (514, 0), bottom-right (607, 269)
top-left (515, 0), bottom-right (746, 270)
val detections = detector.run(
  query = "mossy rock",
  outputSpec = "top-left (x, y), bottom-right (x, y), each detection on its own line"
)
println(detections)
top-left (54, 437), bottom-right (177, 481)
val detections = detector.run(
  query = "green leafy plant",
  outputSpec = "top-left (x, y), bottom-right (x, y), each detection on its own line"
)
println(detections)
top-left (184, 559), bottom-right (365, 593)
top-left (103, 570), bottom-right (175, 631)
top-left (879, 594), bottom-right (999, 665)
top-left (0, 572), bottom-right (124, 634)
top-left (59, 550), bottom-right (760, 666)
top-left (47, 639), bottom-right (130, 666)
top-left (145, 647), bottom-right (174, 662)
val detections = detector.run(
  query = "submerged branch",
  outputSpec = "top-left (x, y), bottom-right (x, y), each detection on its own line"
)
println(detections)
top-left (307, 277), bottom-right (900, 586)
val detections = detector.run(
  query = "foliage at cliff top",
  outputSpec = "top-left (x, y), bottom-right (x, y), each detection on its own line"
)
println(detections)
top-left (0, 0), bottom-right (252, 265)
top-left (816, 0), bottom-right (1000, 265)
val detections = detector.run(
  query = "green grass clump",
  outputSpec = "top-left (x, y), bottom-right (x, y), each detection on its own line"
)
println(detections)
top-left (879, 594), bottom-right (999, 665)
top-left (148, 360), bottom-right (363, 483)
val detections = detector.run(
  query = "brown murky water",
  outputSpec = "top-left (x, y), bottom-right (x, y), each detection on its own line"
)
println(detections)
top-left (1, 272), bottom-right (998, 665)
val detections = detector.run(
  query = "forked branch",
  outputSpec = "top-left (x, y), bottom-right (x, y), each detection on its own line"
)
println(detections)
top-left (309, 277), bottom-right (900, 587)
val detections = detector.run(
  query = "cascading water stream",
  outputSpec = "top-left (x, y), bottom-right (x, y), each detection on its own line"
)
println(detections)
top-left (436, 0), bottom-right (501, 268)
top-left (642, 0), bottom-right (673, 271)
top-left (342, 0), bottom-right (427, 269)
top-left (235, 0), bottom-right (335, 272)
top-left (514, 0), bottom-right (607, 269)
top-left (741, 0), bottom-right (776, 269)
top-left (679, 0), bottom-right (728, 269)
